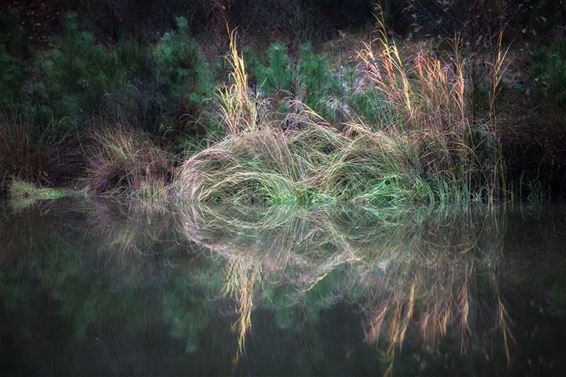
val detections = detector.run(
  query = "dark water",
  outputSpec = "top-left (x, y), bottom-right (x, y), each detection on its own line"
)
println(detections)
top-left (0, 200), bottom-right (565, 376)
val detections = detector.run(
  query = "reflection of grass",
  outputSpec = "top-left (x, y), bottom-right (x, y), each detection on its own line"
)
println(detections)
top-left (83, 199), bottom-right (179, 256)
top-left (223, 259), bottom-right (259, 362)
top-left (178, 204), bottom-right (511, 370)
top-left (0, 200), bottom-right (515, 373)
top-left (0, 201), bottom-right (165, 339)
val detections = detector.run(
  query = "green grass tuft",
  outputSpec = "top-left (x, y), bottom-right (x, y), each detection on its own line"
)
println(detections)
top-left (7, 179), bottom-right (85, 208)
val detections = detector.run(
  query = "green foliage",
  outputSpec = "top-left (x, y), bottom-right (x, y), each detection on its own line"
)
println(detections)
top-left (532, 38), bottom-right (566, 109)
top-left (153, 17), bottom-right (213, 111)
top-left (32, 13), bottom-right (217, 136)
top-left (35, 14), bottom-right (140, 127)
top-left (104, 41), bottom-right (163, 133)
top-left (0, 8), bottom-right (26, 55)
top-left (254, 42), bottom-right (342, 120)
top-left (298, 43), bottom-right (338, 104)
top-left (347, 86), bottom-right (394, 127)
top-left (306, 43), bottom-right (355, 124)
top-left (8, 179), bottom-right (82, 208)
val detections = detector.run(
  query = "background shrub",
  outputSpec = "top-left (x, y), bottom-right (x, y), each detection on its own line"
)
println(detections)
top-left (154, 17), bottom-right (214, 123)
top-left (34, 14), bottom-right (138, 127)
top-left (532, 38), bottom-right (566, 109)
top-left (256, 43), bottom-right (292, 95)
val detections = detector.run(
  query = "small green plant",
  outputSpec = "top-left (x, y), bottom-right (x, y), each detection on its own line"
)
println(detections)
top-left (298, 43), bottom-right (339, 104)
top-left (154, 17), bottom-right (214, 116)
top-left (8, 179), bottom-right (81, 208)
top-left (254, 42), bottom-right (343, 120)
top-left (256, 42), bottom-right (292, 95)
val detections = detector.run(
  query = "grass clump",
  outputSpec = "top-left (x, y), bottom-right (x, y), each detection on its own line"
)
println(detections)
top-left (358, 28), bottom-right (506, 200)
top-left (9, 179), bottom-right (70, 201)
top-left (176, 125), bottom-right (429, 205)
top-left (176, 22), bottom-right (508, 206)
top-left (84, 127), bottom-right (172, 199)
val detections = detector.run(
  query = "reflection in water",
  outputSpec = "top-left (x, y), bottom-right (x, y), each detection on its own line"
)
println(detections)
top-left (0, 200), bottom-right (565, 376)
top-left (178, 205), bottom-right (511, 372)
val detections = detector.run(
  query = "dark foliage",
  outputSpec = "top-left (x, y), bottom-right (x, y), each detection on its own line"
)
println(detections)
top-left (377, 0), bottom-right (565, 44)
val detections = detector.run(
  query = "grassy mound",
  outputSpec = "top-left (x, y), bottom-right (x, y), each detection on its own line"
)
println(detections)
top-left (176, 126), bottom-right (430, 205)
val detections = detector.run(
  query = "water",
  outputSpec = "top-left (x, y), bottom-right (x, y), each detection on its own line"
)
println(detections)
top-left (0, 200), bottom-right (565, 376)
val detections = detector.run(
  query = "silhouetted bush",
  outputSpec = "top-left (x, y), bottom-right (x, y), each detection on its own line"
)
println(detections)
top-left (376, 0), bottom-right (565, 43)
top-left (63, 0), bottom-right (213, 41)
top-left (31, 14), bottom-right (190, 134)
top-left (533, 38), bottom-right (566, 109)
top-left (0, 44), bottom-right (23, 108)
top-left (0, 116), bottom-right (78, 187)
top-left (63, 0), bottom-right (374, 43)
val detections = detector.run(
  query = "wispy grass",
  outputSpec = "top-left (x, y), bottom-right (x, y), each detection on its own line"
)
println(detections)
top-left (358, 19), bottom-right (505, 201)
top-left (84, 127), bottom-right (171, 199)
top-left (176, 123), bottom-right (434, 205)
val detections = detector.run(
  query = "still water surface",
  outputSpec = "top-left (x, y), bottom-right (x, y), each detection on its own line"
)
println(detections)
top-left (0, 200), bottom-right (565, 376)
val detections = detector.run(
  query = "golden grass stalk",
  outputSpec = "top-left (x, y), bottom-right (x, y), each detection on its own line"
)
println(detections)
top-left (217, 28), bottom-right (258, 135)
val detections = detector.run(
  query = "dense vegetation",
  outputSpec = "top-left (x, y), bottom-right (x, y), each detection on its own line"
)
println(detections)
top-left (0, 0), bottom-right (565, 203)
